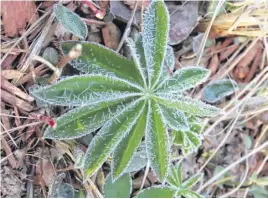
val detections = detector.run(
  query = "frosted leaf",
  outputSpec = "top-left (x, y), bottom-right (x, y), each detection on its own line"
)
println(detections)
top-left (61, 41), bottom-right (144, 86)
top-left (123, 147), bottom-right (148, 174)
top-left (48, 173), bottom-right (74, 198)
top-left (54, 4), bottom-right (88, 39)
top-left (178, 189), bottom-right (203, 198)
top-left (157, 103), bottom-right (189, 131)
top-left (30, 74), bottom-right (142, 106)
top-left (44, 98), bottom-right (135, 140)
top-left (157, 66), bottom-right (210, 93)
top-left (142, 0), bottom-right (169, 87)
top-left (112, 102), bottom-right (148, 179)
top-left (154, 93), bottom-right (223, 117)
top-left (145, 101), bottom-right (170, 182)
top-left (136, 185), bottom-right (175, 198)
top-left (154, 45), bottom-right (175, 87)
top-left (74, 147), bottom-right (85, 169)
top-left (103, 173), bottom-right (132, 198)
top-left (202, 79), bottom-right (239, 103)
top-left (83, 99), bottom-right (146, 179)
top-left (182, 173), bottom-right (203, 189)
top-left (167, 161), bottom-right (182, 188)
top-left (126, 37), bottom-right (147, 87)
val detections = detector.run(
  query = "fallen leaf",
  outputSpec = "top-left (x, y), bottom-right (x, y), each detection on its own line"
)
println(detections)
top-left (36, 159), bottom-right (55, 187)
top-left (168, 2), bottom-right (199, 45)
top-left (102, 22), bottom-right (121, 50)
top-left (1, 1), bottom-right (38, 37)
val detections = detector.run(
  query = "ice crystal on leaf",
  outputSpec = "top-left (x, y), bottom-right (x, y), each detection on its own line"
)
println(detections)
top-left (30, 0), bottom-right (223, 183)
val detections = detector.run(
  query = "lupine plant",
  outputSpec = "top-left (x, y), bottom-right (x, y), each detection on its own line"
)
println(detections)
top-left (30, 0), bottom-right (222, 183)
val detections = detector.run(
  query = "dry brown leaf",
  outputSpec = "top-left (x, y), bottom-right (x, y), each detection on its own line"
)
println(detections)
top-left (102, 22), bottom-right (121, 50)
top-left (1, 1), bottom-right (38, 37)
top-left (36, 159), bottom-right (56, 187)
top-left (1, 70), bottom-right (25, 80)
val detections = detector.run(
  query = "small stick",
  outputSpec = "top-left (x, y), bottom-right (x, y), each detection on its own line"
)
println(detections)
top-left (48, 43), bottom-right (82, 84)
top-left (30, 55), bottom-right (57, 72)
top-left (116, 1), bottom-right (138, 53)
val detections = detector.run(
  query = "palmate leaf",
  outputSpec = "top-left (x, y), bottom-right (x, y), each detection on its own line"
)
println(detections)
top-left (146, 101), bottom-right (170, 182)
top-left (31, 0), bottom-right (223, 185)
top-left (157, 104), bottom-right (189, 131)
top-left (30, 74), bottom-right (141, 106)
top-left (167, 161), bottom-right (182, 188)
top-left (61, 41), bottom-right (144, 86)
top-left (112, 102), bottom-right (148, 180)
top-left (136, 186), bottom-right (175, 198)
top-left (172, 118), bottom-right (203, 155)
top-left (177, 189), bottom-right (203, 198)
top-left (83, 99), bottom-right (146, 179)
top-left (103, 173), bottom-right (132, 198)
top-left (143, 0), bottom-right (169, 87)
top-left (157, 67), bottom-right (210, 93)
top-left (44, 98), bottom-right (133, 139)
top-left (154, 94), bottom-right (223, 117)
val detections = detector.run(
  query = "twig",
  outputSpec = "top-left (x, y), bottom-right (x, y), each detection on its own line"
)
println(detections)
top-left (196, 0), bottom-right (226, 66)
top-left (48, 43), bottom-right (82, 84)
top-left (196, 141), bottom-right (268, 193)
top-left (140, 161), bottom-right (150, 191)
top-left (30, 55), bottom-right (58, 72)
top-left (1, 121), bottom-right (43, 136)
top-left (116, 1), bottom-right (138, 53)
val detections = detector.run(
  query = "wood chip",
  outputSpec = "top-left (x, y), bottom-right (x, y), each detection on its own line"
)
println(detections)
top-left (1, 1), bottom-right (38, 37)
top-left (1, 89), bottom-right (34, 112)
top-left (1, 76), bottom-right (34, 102)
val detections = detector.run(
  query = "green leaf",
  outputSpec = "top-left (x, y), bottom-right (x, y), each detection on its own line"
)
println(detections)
top-left (243, 135), bottom-right (252, 149)
top-left (143, 0), bottom-right (169, 87)
top-left (179, 189), bottom-right (203, 198)
top-left (167, 161), bottom-right (182, 188)
top-left (157, 67), bottom-right (210, 93)
top-left (154, 94), bottom-right (223, 117)
top-left (136, 186), bottom-right (175, 198)
top-left (157, 103), bottom-right (189, 131)
top-left (146, 101), bottom-right (169, 182)
top-left (83, 99), bottom-right (145, 179)
top-left (53, 4), bottom-right (87, 39)
top-left (112, 102), bottom-right (148, 179)
top-left (172, 130), bottom-right (185, 146)
top-left (44, 99), bottom-right (132, 139)
top-left (103, 173), bottom-right (132, 198)
top-left (252, 177), bottom-right (268, 186)
top-left (187, 131), bottom-right (202, 151)
top-left (202, 79), bottom-right (238, 103)
top-left (182, 173), bottom-right (203, 188)
top-left (61, 41), bottom-right (144, 86)
top-left (48, 173), bottom-right (74, 198)
top-left (126, 37), bottom-right (147, 87)
top-left (249, 185), bottom-right (268, 198)
top-left (30, 74), bottom-right (141, 106)
top-left (157, 46), bottom-right (175, 85)
top-left (124, 144), bottom-right (148, 174)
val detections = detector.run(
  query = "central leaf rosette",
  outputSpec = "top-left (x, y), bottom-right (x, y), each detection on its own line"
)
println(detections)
top-left (30, 0), bottom-right (222, 182)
